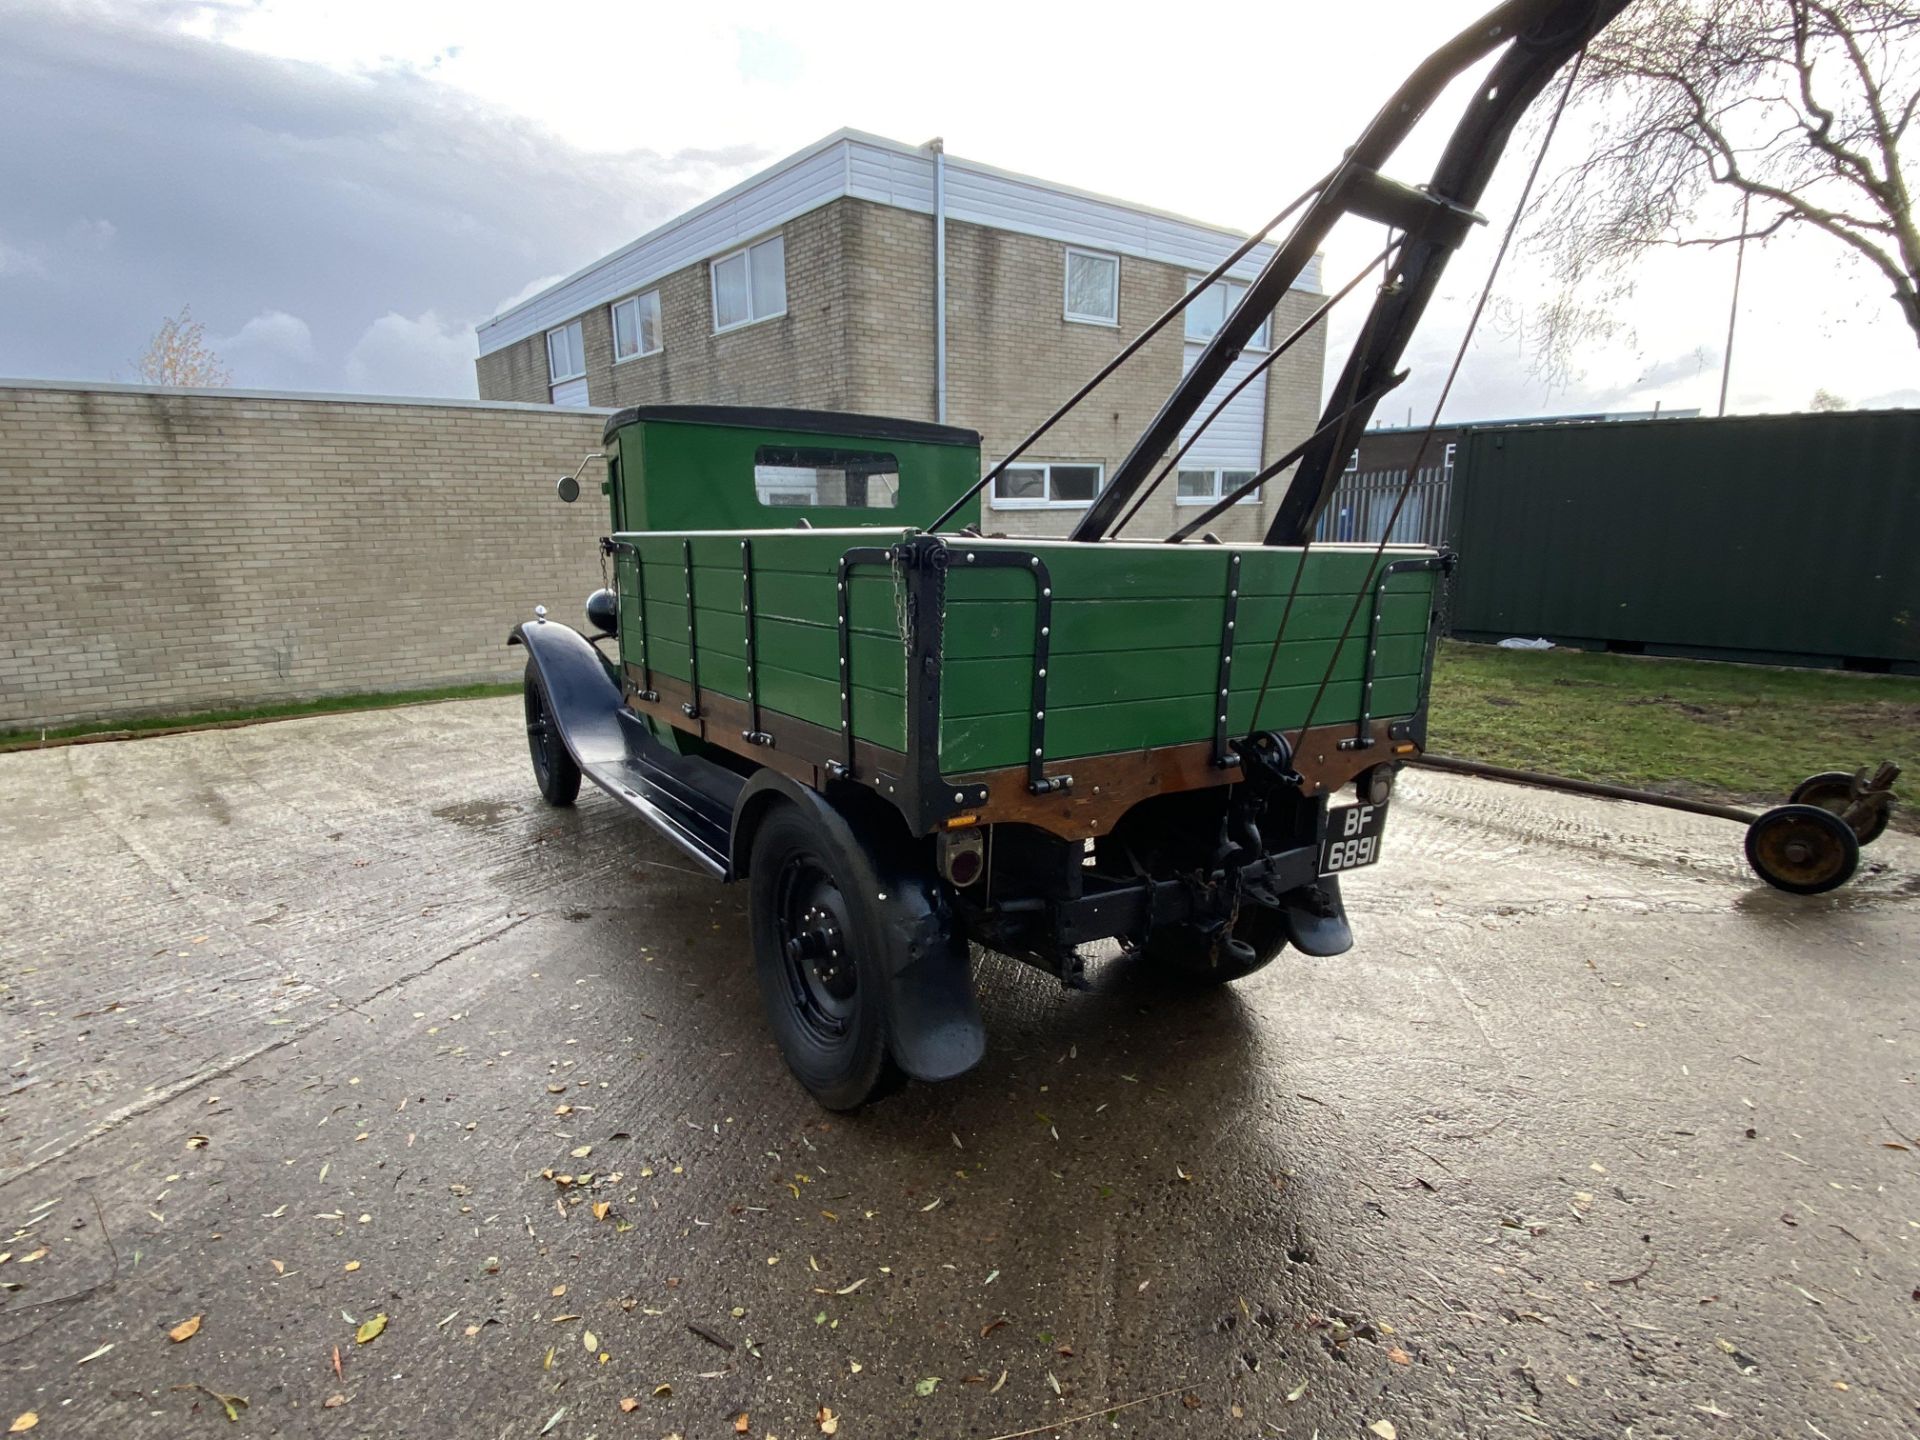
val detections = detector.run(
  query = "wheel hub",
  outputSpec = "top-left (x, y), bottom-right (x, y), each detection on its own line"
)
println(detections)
top-left (775, 864), bottom-right (858, 1036)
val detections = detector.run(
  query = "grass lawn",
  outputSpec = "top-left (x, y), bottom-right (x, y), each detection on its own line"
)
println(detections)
top-left (0, 681), bottom-right (520, 752)
top-left (1427, 641), bottom-right (1920, 830)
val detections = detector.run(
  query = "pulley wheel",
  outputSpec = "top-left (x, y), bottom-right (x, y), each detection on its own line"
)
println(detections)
top-left (1789, 770), bottom-right (1890, 845)
top-left (1744, 804), bottom-right (1860, 895)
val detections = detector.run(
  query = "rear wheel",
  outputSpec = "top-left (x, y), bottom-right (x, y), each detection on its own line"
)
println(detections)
top-left (748, 805), bottom-right (899, 1110)
top-left (1789, 770), bottom-right (1890, 845)
top-left (1130, 903), bottom-right (1288, 985)
top-left (523, 661), bottom-right (582, 807)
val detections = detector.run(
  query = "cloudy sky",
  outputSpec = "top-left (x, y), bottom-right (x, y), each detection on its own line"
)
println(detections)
top-left (2, 0), bottom-right (1913, 419)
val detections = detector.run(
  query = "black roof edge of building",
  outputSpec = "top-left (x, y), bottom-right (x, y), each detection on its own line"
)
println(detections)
top-left (603, 405), bottom-right (982, 448)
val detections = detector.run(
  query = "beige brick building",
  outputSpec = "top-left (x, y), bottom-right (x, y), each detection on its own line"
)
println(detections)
top-left (476, 131), bottom-right (1325, 543)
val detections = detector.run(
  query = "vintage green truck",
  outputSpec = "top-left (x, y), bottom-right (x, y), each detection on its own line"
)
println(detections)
top-left (513, 0), bottom-right (1634, 1107)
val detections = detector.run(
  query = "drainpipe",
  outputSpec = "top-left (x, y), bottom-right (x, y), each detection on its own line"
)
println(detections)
top-left (930, 137), bottom-right (948, 424)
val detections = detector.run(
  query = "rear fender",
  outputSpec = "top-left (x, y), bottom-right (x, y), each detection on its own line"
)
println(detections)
top-left (733, 771), bottom-right (985, 1085)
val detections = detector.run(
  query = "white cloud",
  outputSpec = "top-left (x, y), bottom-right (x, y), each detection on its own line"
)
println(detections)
top-left (0, 236), bottom-right (46, 278)
top-left (487, 271), bottom-right (567, 320)
top-left (343, 310), bottom-right (475, 397)
top-left (217, 308), bottom-right (317, 364)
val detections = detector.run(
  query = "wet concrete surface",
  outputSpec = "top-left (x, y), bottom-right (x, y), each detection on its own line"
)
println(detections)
top-left (1, 697), bottom-right (1916, 1438)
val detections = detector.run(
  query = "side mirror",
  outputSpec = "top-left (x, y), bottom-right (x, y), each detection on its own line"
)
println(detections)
top-left (556, 475), bottom-right (580, 504)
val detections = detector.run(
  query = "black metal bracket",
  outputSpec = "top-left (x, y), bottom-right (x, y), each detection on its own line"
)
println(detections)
top-left (950, 545), bottom-right (1065, 795)
top-left (738, 539), bottom-right (772, 746)
top-left (1343, 551), bottom-right (1456, 750)
top-left (1338, 166), bottom-right (1484, 249)
top-left (680, 538), bottom-right (701, 719)
top-left (1212, 552), bottom-right (1244, 768)
top-left (835, 546), bottom-right (898, 779)
top-left (602, 536), bottom-right (657, 702)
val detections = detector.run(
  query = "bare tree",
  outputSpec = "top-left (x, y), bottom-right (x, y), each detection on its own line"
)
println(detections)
top-left (1523, 0), bottom-right (1919, 380)
top-left (133, 306), bottom-right (232, 388)
top-left (1809, 384), bottom-right (1853, 405)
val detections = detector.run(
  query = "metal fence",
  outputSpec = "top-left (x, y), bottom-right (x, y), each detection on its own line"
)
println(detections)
top-left (1312, 465), bottom-right (1455, 547)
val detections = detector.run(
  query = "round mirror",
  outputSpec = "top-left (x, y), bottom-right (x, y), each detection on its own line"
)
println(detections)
top-left (556, 475), bottom-right (580, 504)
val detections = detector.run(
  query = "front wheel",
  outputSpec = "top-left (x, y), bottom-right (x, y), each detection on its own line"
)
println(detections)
top-left (747, 805), bottom-right (900, 1110)
top-left (523, 661), bottom-right (582, 807)
top-left (1129, 903), bottom-right (1289, 985)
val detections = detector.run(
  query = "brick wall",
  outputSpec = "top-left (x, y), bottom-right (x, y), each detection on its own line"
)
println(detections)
top-left (0, 383), bottom-right (610, 730)
top-left (475, 196), bottom-right (1326, 545)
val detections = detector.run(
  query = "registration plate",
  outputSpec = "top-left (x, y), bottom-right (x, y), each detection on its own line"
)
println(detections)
top-left (1320, 801), bottom-right (1388, 875)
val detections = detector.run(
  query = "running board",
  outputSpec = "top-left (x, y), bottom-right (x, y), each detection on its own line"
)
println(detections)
top-left (513, 618), bottom-right (741, 877)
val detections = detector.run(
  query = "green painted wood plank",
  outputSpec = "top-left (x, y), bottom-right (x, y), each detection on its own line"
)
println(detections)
top-left (941, 588), bottom-right (1433, 661)
top-left (938, 675), bottom-right (1424, 773)
top-left (939, 631), bottom-right (1429, 717)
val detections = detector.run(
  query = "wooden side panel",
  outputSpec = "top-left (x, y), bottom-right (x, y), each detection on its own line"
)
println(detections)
top-left (615, 527), bottom-right (913, 752)
top-left (938, 543), bottom-right (1438, 774)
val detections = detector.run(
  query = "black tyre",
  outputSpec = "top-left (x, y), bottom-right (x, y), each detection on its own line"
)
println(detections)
top-left (1131, 903), bottom-right (1289, 985)
top-left (1789, 770), bottom-right (1890, 845)
top-left (523, 661), bottom-right (582, 807)
top-left (1744, 804), bottom-right (1860, 895)
top-left (747, 805), bottom-right (900, 1110)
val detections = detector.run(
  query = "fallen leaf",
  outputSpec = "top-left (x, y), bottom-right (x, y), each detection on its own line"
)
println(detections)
top-left (990, 1370), bottom-right (1007, 1394)
top-left (1370, 1423), bottom-right (1398, 1440)
top-left (834, 1278), bottom-right (866, 1296)
top-left (269, 1259), bottom-right (285, 1275)
top-left (980, 1318), bottom-right (1008, 1338)
top-left (168, 1315), bottom-right (203, 1343)
top-left (1286, 1380), bottom-right (1308, 1402)
top-left (817, 1405), bottom-right (840, 1435)
top-left (1386, 1345), bottom-right (1412, 1366)
top-left (538, 1407), bottom-right (567, 1436)
top-left (619, 1397), bottom-right (639, 1413)
top-left (77, 1342), bottom-right (115, 1365)
top-left (583, 1330), bottom-right (598, 1352)
top-left (571, 1146), bottom-right (592, 1159)
top-left (551, 1285), bottom-right (567, 1297)
top-left (355, 1314), bottom-right (387, 1344)
top-left (734, 1414), bottom-right (751, 1434)
top-left (592, 1202), bottom-right (612, 1221)
top-left (186, 1135), bottom-right (209, 1149)
top-left (914, 1377), bottom-right (940, 1397)
top-left (324, 1394), bottom-right (346, 1409)
top-left (8, 1415), bottom-right (34, 1434)
top-left (652, 1384), bottom-right (673, 1398)
top-left (344, 1260), bottom-right (360, 1273)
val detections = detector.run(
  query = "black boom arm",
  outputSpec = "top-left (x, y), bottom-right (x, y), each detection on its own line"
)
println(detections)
top-left (1067, 0), bottom-right (1632, 545)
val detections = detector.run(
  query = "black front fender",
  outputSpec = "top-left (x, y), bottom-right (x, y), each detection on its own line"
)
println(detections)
top-left (510, 618), bottom-right (624, 770)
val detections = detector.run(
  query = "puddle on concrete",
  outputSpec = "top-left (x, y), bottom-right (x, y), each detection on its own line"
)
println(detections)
top-left (430, 798), bottom-right (521, 827)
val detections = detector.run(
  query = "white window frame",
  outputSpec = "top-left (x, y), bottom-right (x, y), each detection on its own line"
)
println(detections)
top-left (1184, 275), bottom-right (1272, 350)
top-left (1062, 247), bottom-right (1120, 327)
top-left (989, 461), bottom-right (1106, 510)
top-left (1174, 467), bottom-right (1262, 507)
top-left (710, 234), bottom-right (788, 334)
top-left (610, 290), bottom-right (662, 362)
top-left (546, 320), bottom-right (585, 383)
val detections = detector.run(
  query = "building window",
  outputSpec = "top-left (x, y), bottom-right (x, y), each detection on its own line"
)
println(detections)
top-left (991, 461), bottom-right (1104, 509)
top-left (611, 291), bottom-right (662, 361)
top-left (754, 446), bottom-right (900, 509)
top-left (712, 234), bottom-right (787, 332)
top-left (1184, 276), bottom-right (1271, 349)
top-left (1176, 468), bottom-right (1260, 506)
top-left (1063, 248), bottom-right (1119, 326)
top-left (546, 320), bottom-right (585, 382)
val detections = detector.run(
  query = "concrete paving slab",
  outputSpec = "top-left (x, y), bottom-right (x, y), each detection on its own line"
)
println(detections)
top-left (1, 698), bottom-right (1915, 1438)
